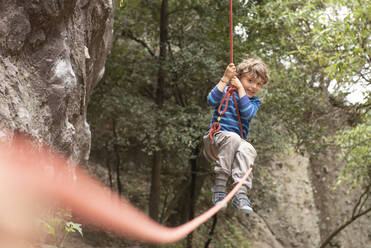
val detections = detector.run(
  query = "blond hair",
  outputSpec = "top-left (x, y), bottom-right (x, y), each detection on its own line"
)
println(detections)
top-left (237, 57), bottom-right (270, 84)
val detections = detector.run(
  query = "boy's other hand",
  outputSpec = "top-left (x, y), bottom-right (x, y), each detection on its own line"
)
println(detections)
top-left (231, 76), bottom-right (243, 90)
top-left (222, 63), bottom-right (237, 82)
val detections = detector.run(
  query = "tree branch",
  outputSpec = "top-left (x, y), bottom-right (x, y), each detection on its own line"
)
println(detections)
top-left (352, 185), bottom-right (370, 218)
top-left (204, 215), bottom-right (218, 248)
top-left (319, 205), bottom-right (371, 248)
top-left (357, 189), bottom-right (370, 217)
top-left (122, 29), bottom-right (156, 57)
top-left (167, 6), bottom-right (199, 16)
top-left (359, 70), bottom-right (371, 83)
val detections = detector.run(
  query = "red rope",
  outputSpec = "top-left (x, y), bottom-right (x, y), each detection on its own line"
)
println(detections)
top-left (208, 122), bottom-right (221, 160)
top-left (1, 135), bottom-right (254, 245)
top-left (208, 0), bottom-right (242, 161)
top-left (229, 0), bottom-right (233, 63)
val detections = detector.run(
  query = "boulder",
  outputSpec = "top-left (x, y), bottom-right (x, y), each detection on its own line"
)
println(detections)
top-left (0, 0), bottom-right (113, 163)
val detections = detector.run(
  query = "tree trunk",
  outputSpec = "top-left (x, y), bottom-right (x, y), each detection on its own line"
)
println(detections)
top-left (204, 215), bottom-right (218, 248)
top-left (186, 157), bottom-right (197, 248)
top-left (167, 145), bottom-right (207, 227)
top-left (112, 118), bottom-right (122, 195)
top-left (106, 155), bottom-right (113, 190)
top-left (148, 0), bottom-right (168, 222)
top-left (149, 151), bottom-right (162, 220)
top-left (155, 0), bottom-right (168, 107)
top-left (105, 140), bottom-right (113, 190)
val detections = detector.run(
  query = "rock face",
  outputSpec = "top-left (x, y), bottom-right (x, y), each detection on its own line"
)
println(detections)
top-left (257, 152), bottom-right (321, 248)
top-left (246, 149), bottom-right (371, 248)
top-left (0, 0), bottom-right (113, 163)
top-left (309, 148), bottom-right (371, 248)
top-left (244, 151), bottom-right (321, 248)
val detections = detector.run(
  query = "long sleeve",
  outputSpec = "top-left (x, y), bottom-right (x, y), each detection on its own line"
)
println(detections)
top-left (207, 88), bottom-right (261, 139)
top-left (238, 95), bottom-right (261, 120)
top-left (207, 86), bottom-right (224, 107)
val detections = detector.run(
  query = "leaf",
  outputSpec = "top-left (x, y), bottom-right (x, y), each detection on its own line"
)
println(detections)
top-left (65, 221), bottom-right (83, 237)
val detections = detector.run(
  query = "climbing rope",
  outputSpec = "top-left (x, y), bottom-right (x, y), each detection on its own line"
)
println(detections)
top-left (229, 0), bottom-right (234, 63)
top-left (1, 135), bottom-right (254, 244)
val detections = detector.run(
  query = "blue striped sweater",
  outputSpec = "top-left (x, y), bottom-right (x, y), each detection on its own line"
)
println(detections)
top-left (207, 85), bottom-right (261, 140)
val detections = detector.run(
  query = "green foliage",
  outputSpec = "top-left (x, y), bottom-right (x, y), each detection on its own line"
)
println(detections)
top-left (40, 210), bottom-right (83, 248)
top-left (206, 218), bottom-right (252, 248)
top-left (65, 222), bottom-right (83, 237)
top-left (236, 0), bottom-right (369, 151)
top-left (334, 112), bottom-right (371, 189)
top-left (224, 219), bottom-right (252, 248)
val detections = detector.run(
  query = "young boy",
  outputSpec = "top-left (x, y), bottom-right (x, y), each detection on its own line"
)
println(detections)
top-left (203, 57), bottom-right (269, 214)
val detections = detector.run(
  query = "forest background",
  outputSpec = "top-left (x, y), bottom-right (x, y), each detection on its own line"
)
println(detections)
top-left (85, 0), bottom-right (370, 247)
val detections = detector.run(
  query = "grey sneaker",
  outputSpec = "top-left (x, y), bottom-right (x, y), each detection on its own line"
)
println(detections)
top-left (232, 193), bottom-right (253, 214)
top-left (211, 185), bottom-right (227, 210)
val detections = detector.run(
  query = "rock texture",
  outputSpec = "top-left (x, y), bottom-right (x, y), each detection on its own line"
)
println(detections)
top-left (0, 0), bottom-right (113, 163)
top-left (241, 151), bottom-right (321, 248)
top-left (310, 148), bottom-right (371, 248)
top-left (257, 152), bottom-right (321, 248)
top-left (244, 149), bottom-right (371, 248)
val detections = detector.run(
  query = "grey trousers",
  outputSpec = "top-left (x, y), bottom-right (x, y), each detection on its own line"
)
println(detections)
top-left (203, 131), bottom-right (257, 191)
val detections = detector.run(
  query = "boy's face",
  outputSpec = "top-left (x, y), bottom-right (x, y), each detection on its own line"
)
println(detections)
top-left (239, 73), bottom-right (264, 98)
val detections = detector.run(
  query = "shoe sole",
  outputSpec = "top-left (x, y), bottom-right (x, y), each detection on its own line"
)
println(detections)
top-left (240, 207), bottom-right (253, 214)
top-left (232, 201), bottom-right (253, 214)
